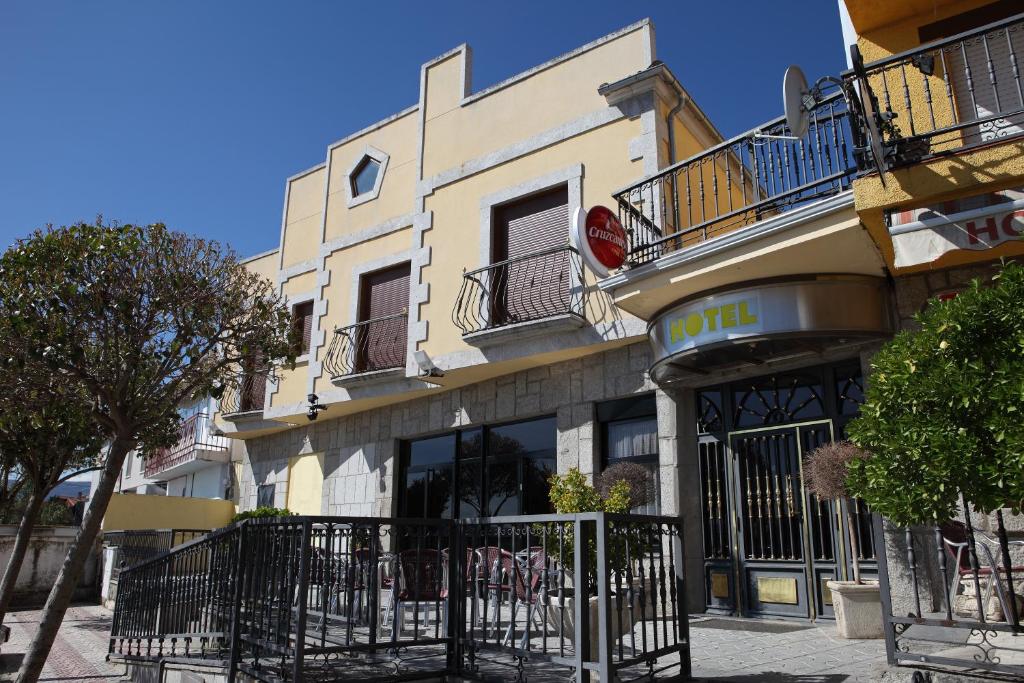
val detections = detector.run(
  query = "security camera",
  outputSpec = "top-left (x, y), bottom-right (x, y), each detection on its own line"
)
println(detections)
top-left (413, 350), bottom-right (444, 378)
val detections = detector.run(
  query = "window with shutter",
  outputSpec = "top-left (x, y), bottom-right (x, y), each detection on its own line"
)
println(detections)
top-left (357, 263), bottom-right (410, 373)
top-left (491, 185), bottom-right (570, 326)
top-left (291, 301), bottom-right (314, 356)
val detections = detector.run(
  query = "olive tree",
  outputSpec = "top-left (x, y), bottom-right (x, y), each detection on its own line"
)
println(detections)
top-left (0, 371), bottom-right (104, 626)
top-left (0, 221), bottom-right (295, 682)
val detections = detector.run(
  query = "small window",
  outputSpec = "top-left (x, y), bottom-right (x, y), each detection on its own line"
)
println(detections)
top-left (257, 483), bottom-right (275, 508)
top-left (599, 394), bottom-right (660, 514)
top-left (350, 156), bottom-right (381, 197)
top-left (291, 301), bottom-right (314, 356)
top-left (125, 453), bottom-right (134, 477)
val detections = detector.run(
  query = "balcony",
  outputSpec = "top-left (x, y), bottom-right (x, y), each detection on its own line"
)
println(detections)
top-left (614, 92), bottom-right (858, 269)
top-left (144, 412), bottom-right (229, 479)
top-left (323, 312), bottom-right (408, 384)
top-left (219, 369), bottom-right (273, 419)
top-left (452, 245), bottom-right (587, 344)
top-left (846, 12), bottom-right (1024, 170)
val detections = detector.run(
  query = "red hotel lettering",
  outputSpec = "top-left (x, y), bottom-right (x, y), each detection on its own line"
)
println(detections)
top-left (1003, 210), bottom-right (1024, 237)
top-left (966, 217), bottom-right (1000, 244)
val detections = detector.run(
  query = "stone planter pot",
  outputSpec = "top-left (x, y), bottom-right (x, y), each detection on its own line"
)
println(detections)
top-left (827, 580), bottom-right (883, 639)
top-left (545, 578), bottom-right (656, 655)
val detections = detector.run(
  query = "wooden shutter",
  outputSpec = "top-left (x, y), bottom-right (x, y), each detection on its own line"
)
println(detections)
top-left (495, 186), bottom-right (569, 260)
top-left (292, 301), bottom-right (314, 354)
top-left (492, 186), bottom-right (570, 325)
top-left (358, 263), bottom-right (410, 372)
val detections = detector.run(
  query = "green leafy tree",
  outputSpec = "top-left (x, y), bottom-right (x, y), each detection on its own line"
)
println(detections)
top-left (846, 261), bottom-right (1024, 526)
top-left (0, 221), bottom-right (296, 682)
top-left (0, 370), bottom-right (104, 627)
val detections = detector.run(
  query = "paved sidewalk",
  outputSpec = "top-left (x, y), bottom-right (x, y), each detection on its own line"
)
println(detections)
top-left (690, 615), bottom-right (889, 682)
top-left (0, 604), bottom-right (892, 682)
top-left (0, 604), bottom-right (121, 682)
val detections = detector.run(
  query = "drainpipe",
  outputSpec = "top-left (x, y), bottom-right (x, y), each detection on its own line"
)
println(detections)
top-left (665, 90), bottom-right (687, 228)
top-left (666, 90), bottom-right (687, 165)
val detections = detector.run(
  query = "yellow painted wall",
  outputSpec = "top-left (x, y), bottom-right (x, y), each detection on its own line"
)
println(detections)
top-left (282, 270), bottom-right (317, 297)
top-left (102, 493), bottom-right (235, 531)
top-left (421, 26), bottom-right (651, 179)
top-left (286, 453), bottom-right (324, 515)
top-left (323, 111), bottom-right (419, 242)
top-left (241, 250), bottom-right (279, 281)
top-left (281, 166), bottom-right (326, 268)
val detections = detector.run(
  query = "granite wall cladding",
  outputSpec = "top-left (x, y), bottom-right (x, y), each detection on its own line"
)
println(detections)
top-left (238, 341), bottom-right (674, 518)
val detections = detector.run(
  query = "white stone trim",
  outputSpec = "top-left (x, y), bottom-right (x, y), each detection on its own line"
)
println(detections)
top-left (240, 247), bottom-right (278, 265)
top-left (344, 145), bottom-right (390, 208)
top-left (319, 213), bottom-right (414, 257)
top-left (278, 259), bottom-right (318, 283)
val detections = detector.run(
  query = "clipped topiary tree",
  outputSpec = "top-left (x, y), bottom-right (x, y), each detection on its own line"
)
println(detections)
top-left (595, 461), bottom-right (652, 510)
top-left (804, 441), bottom-right (869, 583)
top-left (845, 261), bottom-right (1024, 527)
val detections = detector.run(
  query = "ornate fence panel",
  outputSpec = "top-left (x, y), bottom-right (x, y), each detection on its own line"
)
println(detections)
top-left (612, 91), bottom-right (857, 267)
top-left (110, 514), bottom-right (689, 682)
top-left (846, 12), bottom-right (1024, 169)
top-left (875, 504), bottom-right (1024, 677)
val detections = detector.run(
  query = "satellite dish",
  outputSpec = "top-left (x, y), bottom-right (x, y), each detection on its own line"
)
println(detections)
top-left (783, 65), bottom-right (811, 139)
top-left (857, 77), bottom-right (888, 180)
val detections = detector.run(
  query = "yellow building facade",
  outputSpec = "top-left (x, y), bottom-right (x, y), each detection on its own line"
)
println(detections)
top-left (219, 4), bottom-right (1023, 623)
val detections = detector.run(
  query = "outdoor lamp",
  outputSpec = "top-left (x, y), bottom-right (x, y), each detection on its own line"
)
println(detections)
top-left (306, 393), bottom-right (326, 421)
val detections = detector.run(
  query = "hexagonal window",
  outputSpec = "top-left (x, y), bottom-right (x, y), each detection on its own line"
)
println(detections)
top-left (351, 156), bottom-right (381, 197)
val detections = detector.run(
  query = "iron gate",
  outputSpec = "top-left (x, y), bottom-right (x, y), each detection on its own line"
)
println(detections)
top-left (697, 361), bottom-right (877, 620)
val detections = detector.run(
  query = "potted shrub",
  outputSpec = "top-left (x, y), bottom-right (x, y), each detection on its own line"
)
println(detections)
top-left (804, 441), bottom-right (883, 639)
top-left (543, 467), bottom-right (655, 654)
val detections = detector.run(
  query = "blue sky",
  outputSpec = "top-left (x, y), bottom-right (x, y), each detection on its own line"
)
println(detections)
top-left (0, 2), bottom-right (847, 258)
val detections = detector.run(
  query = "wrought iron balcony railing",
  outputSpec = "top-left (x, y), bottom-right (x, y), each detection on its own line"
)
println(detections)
top-left (846, 12), bottom-right (1024, 169)
top-left (322, 312), bottom-right (408, 379)
top-left (452, 245), bottom-right (587, 335)
top-left (612, 91), bottom-right (857, 268)
top-left (219, 369), bottom-right (274, 418)
top-left (144, 412), bottom-right (229, 478)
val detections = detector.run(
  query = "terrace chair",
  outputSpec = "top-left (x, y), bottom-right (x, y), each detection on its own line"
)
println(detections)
top-left (385, 548), bottom-right (446, 638)
top-left (941, 521), bottom-right (1024, 622)
top-left (503, 547), bottom-right (550, 649)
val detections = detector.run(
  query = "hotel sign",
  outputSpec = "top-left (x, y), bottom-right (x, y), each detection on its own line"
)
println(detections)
top-left (888, 186), bottom-right (1024, 268)
top-left (648, 279), bottom-right (893, 381)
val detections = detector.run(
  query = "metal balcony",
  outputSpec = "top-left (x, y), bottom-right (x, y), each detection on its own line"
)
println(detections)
top-left (845, 12), bottom-right (1024, 169)
top-left (144, 412), bottom-right (230, 478)
top-left (323, 312), bottom-right (408, 380)
top-left (219, 370), bottom-right (273, 418)
top-left (612, 92), bottom-right (857, 268)
top-left (452, 245), bottom-right (587, 336)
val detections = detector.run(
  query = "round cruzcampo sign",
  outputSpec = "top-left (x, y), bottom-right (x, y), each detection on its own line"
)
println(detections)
top-left (571, 206), bottom-right (627, 277)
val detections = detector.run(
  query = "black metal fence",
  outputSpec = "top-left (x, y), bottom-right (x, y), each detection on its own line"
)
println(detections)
top-left (847, 13), bottom-right (1024, 170)
top-left (453, 246), bottom-right (587, 336)
top-left (110, 513), bottom-right (689, 682)
top-left (322, 313), bottom-right (408, 379)
top-left (875, 503), bottom-right (1024, 677)
top-left (104, 528), bottom-right (209, 579)
top-left (612, 91), bottom-right (857, 268)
